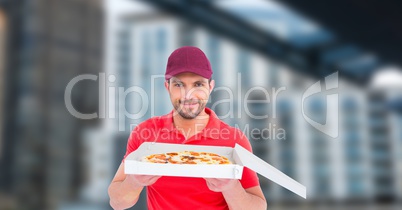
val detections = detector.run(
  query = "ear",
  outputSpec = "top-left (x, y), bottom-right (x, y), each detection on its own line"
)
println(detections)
top-left (164, 80), bottom-right (169, 91)
top-left (209, 79), bottom-right (215, 93)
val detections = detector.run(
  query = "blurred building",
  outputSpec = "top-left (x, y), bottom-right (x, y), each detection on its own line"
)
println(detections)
top-left (0, 7), bottom-right (6, 160)
top-left (0, 0), bottom-right (399, 209)
top-left (110, 6), bottom-right (402, 209)
top-left (0, 0), bottom-right (104, 210)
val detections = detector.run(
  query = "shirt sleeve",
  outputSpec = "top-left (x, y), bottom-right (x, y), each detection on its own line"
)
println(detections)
top-left (122, 125), bottom-right (143, 162)
top-left (235, 129), bottom-right (260, 189)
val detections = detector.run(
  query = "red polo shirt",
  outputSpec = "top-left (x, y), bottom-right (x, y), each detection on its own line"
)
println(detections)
top-left (123, 107), bottom-right (259, 210)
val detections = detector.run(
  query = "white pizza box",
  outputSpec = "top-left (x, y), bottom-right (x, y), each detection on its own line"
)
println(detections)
top-left (124, 142), bottom-right (306, 199)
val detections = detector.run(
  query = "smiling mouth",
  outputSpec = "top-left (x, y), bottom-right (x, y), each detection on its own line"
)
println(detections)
top-left (180, 100), bottom-right (200, 105)
top-left (182, 103), bottom-right (198, 108)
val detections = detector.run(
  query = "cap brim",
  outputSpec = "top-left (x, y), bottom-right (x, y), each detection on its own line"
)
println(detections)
top-left (165, 68), bottom-right (212, 80)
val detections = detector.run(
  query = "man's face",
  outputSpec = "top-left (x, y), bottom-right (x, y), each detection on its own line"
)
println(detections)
top-left (165, 72), bottom-right (215, 119)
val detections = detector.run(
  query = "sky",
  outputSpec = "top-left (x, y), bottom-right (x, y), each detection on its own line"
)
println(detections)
top-left (371, 66), bottom-right (402, 88)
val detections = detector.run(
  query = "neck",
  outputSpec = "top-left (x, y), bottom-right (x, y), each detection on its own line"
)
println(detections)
top-left (173, 109), bottom-right (210, 139)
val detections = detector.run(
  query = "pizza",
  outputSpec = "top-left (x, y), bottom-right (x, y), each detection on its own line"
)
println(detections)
top-left (141, 151), bottom-right (232, 165)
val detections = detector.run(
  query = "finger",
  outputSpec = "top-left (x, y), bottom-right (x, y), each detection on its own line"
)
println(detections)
top-left (147, 176), bottom-right (161, 185)
top-left (203, 178), bottom-right (212, 182)
top-left (142, 175), bottom-right (160, 181)
top-left (204, 179), bottom-right (213, 186)
top-left (133, 175), bottom-right (160, 186)
top-left (206, 178), bottom-right (222, 186)
top-left (205, 180), bottom-right (219, 192)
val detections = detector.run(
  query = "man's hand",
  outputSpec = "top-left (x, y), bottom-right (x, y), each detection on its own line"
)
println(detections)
top-left (109, 163), bottom-right (161, 209)
top-left (126, 175), bottom-right (161, 187)
top-left (204, 178), bottom-right (267, 210)
top-left (204, 178), bottom-right (239, 192)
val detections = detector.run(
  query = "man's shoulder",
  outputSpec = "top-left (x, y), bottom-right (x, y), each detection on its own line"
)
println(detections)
top-left (216, 119), bottom-right (246, 137)
top-left (133, 113), bottom-right (170, 131)
top-left (217, 119), bottom-right (232, 130)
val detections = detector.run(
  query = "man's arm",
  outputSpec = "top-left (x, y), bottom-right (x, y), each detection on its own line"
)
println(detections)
top-left (205, 178), bottom-right (267, 210)
top-left (108, 163), bottom-right (161, 210)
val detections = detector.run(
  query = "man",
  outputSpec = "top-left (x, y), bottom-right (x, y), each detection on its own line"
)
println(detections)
top-left (108, 46), bottom-right (267, 210)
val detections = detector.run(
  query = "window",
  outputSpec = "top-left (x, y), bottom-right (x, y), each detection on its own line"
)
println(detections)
top-left (156, 27), bottom-right (166, 51)
top-left (237, 50), bottom-right (250, 84)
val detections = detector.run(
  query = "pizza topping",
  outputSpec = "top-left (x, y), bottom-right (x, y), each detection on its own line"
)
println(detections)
top-left (141, 151), bottom-right (232, 165)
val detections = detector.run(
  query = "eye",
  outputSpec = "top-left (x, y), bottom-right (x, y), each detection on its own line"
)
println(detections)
top-left (195, 83), bottom-right (204, 87)
top-left (174, 83), bottom-right (183, 87)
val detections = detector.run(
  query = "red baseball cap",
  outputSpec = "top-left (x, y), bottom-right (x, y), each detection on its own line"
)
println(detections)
top-left (165, 46), bottom-right (213, 80)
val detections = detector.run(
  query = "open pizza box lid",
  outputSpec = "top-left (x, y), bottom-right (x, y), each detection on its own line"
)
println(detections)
top-left (124, 142), bottom-right (306, 199)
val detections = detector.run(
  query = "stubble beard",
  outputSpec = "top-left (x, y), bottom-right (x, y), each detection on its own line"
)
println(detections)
top-left (174, 99), bottom-right (206, 119)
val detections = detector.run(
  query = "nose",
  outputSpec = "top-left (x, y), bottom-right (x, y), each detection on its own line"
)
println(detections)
top-left (181, 87), bottom-right (197, 100)
top-left (184, 91), bottom-right (196, 101)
